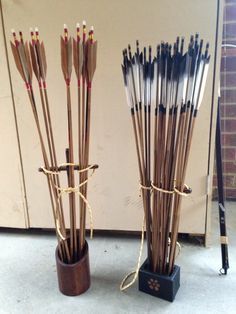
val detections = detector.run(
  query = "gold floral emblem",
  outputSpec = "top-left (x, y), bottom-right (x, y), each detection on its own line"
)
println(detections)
top-left (148, 278), bottom-right (160, 291)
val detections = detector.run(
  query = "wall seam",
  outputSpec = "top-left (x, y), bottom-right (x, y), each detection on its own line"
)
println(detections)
top-left (0, 0), bottom-right (30, 228)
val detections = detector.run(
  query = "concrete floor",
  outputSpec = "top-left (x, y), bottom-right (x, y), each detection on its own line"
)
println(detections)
top-left (0, 202), bottom-right (235, 314)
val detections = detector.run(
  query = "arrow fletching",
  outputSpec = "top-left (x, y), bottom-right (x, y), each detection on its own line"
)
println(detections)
top-left (61, 26), bottom-right (73, 83)
top-left (86, 40), bottom-right (97, 83)
top-left (29, 41), bottom-right (41, 81)
top-left (73, 38), bottom-right (83, 79)
top-left (10, 41), bottom-right (26, 82)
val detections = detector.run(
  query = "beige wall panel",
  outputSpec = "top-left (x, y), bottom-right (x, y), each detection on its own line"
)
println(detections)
top-left (0, 10), bottom-right (27, 228)
top-left (2, 0), bottom-right (222, 232)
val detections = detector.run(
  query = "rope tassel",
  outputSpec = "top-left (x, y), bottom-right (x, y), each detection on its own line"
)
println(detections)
top-left (41, 164), bottom-right (97, 239)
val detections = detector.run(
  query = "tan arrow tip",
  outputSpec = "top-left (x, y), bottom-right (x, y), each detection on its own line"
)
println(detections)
top-left (82, 20), bottom-right (86, 26)
top-left (76, 22), bottom-right (80, 28)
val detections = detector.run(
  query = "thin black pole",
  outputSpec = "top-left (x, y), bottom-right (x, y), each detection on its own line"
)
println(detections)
top-left (215, 96), bottom-right (229, 275)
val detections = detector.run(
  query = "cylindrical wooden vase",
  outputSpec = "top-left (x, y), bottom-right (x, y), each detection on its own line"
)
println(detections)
top-left (55, 240), bottom-right (90, 296)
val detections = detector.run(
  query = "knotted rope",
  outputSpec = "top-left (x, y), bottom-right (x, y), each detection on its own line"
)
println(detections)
top-left (41, 163), bottom-right (96, 240)
top-left (120, 180), bottom-right (189, 291)
top-left (139, 181), bottom-right (191, 196)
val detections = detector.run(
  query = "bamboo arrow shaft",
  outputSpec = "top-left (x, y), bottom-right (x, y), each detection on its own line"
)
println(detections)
top-left (66, 85), bottom-right (77, 260)
top-left (43, 87), bottom-right (66, 227)
top-left (79, 84), bottom-right (92, 251)
top-left (27, 88), bottom-right (68, 261)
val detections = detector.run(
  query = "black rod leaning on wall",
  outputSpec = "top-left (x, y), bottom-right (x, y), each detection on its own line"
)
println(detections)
top-left (215, 96), bottom-right (229, 275)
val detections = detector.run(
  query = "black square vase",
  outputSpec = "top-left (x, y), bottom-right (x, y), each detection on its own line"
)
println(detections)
top-left (138, 259), bottom-right (180, 302)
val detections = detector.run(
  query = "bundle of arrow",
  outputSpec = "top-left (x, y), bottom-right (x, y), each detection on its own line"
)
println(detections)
top-left (122, 35), bottom-right (210, 275)
top-left (11, 22), bottom-right (97, 264)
